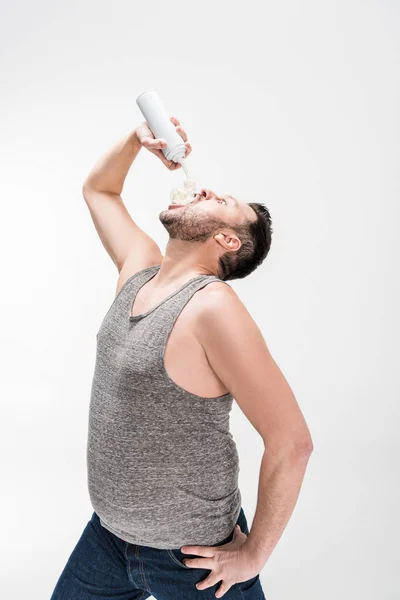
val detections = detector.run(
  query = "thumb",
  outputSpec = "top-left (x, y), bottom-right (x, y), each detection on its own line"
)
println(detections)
top-left (142, 137), bottom-right (167, 150)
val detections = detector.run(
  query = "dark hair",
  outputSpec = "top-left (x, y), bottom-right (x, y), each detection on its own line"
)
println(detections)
top-left (217, 203), bottom-right (273, 281)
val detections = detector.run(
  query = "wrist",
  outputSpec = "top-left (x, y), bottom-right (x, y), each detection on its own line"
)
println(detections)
top-left (130, 128), bottom-right (143, 150)
top-left (240, 540), bottom-right (268, 571)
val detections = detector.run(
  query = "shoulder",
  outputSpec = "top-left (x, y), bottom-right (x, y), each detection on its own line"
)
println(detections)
top-left (193, 280), bottom-right (252, 327)
top-left (193, 280), bottom-right (268, 380)
top-left (196, 279), bottom-right (237, 305)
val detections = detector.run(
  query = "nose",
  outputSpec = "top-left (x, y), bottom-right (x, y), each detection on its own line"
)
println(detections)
top-left (199, 188), bottom-right (213, 200)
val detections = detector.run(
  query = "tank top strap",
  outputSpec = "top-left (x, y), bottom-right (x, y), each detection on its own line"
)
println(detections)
top-left (120, 264), bottom-right (161, 315)
top-left (153, 274), bottom-right (231, 366)
top-left (96, 264), bottom-right (161, 337)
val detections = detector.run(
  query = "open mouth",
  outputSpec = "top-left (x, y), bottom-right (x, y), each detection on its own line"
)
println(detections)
top-left (168, 204), bottom-right (186, 210)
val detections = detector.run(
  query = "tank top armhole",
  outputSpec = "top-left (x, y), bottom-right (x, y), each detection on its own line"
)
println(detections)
top-left (157, 275), bottom-right (222, 357)
top-left (156, 276), bottom-right (233, 400)
top-left (116, 264), bottom-right (161, 300)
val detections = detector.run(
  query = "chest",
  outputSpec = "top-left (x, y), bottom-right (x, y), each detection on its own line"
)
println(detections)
top-left (133, 285), bottom-right (226, 398)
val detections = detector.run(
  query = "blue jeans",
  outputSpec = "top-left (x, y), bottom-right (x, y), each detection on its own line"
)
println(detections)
top-left (50, 508), bottom-right (266, 599)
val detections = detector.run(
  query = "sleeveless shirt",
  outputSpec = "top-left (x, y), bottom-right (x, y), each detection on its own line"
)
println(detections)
top-left (86, 264), bottom-right (242, 549)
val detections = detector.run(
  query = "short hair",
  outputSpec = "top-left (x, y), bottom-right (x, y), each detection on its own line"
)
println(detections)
top-left (217, 203), bottom-right (273, 281)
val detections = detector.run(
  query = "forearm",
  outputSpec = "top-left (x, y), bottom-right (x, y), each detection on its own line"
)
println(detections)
top-left (83, 128), bottom-right (142, 195)
top-left (243, 446), bottom-right (312, 570)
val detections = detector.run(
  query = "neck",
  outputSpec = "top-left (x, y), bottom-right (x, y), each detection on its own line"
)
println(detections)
top-left (156, 239), bottom-right (217, 285)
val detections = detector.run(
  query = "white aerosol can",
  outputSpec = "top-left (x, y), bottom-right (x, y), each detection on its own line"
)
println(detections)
top-left (136, 89), bottom-right (189, 175)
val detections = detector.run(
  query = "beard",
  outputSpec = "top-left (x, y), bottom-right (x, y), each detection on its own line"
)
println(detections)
top-left (158, 206), bottom-right (229, 242)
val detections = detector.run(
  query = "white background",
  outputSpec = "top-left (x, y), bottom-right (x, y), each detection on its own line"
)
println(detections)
top-left (1, 1), bottom-right (399, 598)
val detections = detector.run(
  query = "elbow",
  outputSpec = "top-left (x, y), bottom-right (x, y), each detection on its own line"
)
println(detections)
top-left (290, 428), bottom-right (314, 458)
top-left (82, 181), bottom-right (93, 196)
top-left (295, 437), bottom-right (314, 457)
top-left (82, 182), bottom-right (100, 203)
top-left (82, 182), bottom-right (90, 200)
top-left (265, 435), bottom-right (314, 460)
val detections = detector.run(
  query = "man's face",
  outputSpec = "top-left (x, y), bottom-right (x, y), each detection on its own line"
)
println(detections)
top-left (159, 188), bottom-right (256, 242)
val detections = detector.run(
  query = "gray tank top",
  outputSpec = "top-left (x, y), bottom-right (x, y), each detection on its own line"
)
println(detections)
top-left (86, 264), bottom-right (241, 549)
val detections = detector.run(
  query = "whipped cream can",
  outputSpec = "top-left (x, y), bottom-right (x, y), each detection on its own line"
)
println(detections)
top-left (136, 89), bottom-right (187, 165)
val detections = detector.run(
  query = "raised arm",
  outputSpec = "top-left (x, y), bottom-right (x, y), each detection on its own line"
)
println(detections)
top-left (82, 117), bottom-right (192, 286)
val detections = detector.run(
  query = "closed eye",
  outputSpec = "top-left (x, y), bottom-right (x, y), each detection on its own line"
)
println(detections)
top-left (218, 198), bottom-right (227, 205)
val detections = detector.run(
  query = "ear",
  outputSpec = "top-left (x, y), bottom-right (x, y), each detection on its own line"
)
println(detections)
top-left (214, 232), bottom-right (241, 251)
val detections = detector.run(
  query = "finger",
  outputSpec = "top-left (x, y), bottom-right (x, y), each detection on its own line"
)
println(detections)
top-left (176, 125), bottom-right (188, 142)
top-left (170, 116), bottom-right (180, 126)
top-left (149, 148), bottom-right (166, 161)
top-left (142, 137), bottom-right (167, 150)
top-left (181, 546), bottom-right (215, 557)
top-left (215, 582), bottom-right (232, 598)
top-left (147, 144), bottom-right (168, 161)
top-left (184, 141), bottom-right (192, 157)
top-left (183, 556), bottom-right (215, 569)
top-left (162, 155), bottom-right (182, 171)
top-left (158, 153), bottom-right (177, 170)
top-left (195, 572), bottom-right (223, 591)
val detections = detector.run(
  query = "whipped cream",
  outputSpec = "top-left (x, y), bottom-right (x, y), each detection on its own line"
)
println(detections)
top-left (170, 178), bottom-right (196, 205)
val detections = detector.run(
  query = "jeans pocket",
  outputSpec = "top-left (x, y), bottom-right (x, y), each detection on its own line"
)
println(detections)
top-left (166, 548), bottom-right (193, 569)
top-left (165, 507), bottom-right (249, 570)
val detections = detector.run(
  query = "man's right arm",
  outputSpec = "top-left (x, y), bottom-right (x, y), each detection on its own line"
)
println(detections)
top-left (82, 128), bottom-right (164, 280)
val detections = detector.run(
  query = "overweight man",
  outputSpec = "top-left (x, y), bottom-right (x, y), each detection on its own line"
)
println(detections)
top-left (50, 115), bottom-right (313, 600)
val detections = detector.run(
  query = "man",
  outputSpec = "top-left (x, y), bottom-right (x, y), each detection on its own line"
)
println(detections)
top-left (50, 116), bottom-right (313, 600)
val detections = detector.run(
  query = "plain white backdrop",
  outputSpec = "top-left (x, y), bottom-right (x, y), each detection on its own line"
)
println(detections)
top-left (1, 1), bottom-right (399, 598)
